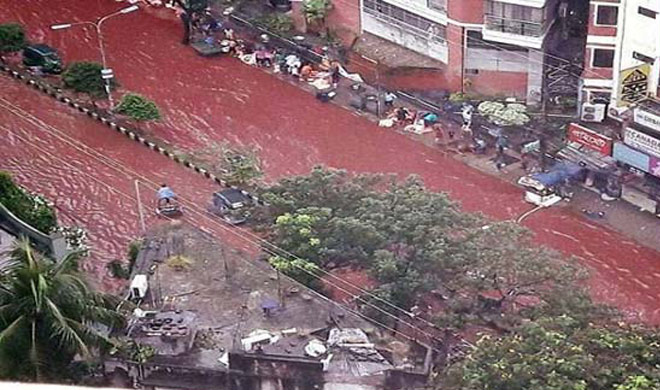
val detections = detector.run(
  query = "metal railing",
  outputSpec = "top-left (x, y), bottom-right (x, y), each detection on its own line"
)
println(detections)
top-left (484, 14), bottom-right (544, 37)
top-left (363, 8), bottom-right (447, 45)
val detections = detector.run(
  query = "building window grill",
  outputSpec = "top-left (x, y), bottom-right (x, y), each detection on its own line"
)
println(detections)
top-left (484, 0), bottom-right (545, 36)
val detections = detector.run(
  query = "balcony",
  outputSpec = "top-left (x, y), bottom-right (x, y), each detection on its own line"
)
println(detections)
top-left (484, 15), bottom-right (543, 37)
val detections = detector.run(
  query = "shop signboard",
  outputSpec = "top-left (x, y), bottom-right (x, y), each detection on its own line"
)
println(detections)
top-left (634, 107), bottom-right (660, 134)
top-left (567, 123), bottom-right (612, 155)
top-left (649, 156), bottom-right (660, 178)
top-left (623, 127), bottom-right (660, 158)
top-left (612, 142), bottom-right (650, 172)
top-left (617, 64), bottom-right (651, 107)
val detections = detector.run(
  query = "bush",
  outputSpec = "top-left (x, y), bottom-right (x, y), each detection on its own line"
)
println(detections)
top-left (303, 0), bottom-right (333, 24)
top-left (255, 14), bottom-right (293, 34)
top-left (166, 255), bottom-right (194, 271)
top-left (269, 255), bottom-right (322, 290)
top-left (127, 239), bottom-right (142, 270)
top-left (108, 260), bottom-right (131, 279)
top-left (0, 23), bottom-right (26, 53)
top-left (0, 171), bottom-right (57, 233)
top-left (62, 61), bottom-right (110, 99)
top-left (115, 93), bottom-right (161, 122)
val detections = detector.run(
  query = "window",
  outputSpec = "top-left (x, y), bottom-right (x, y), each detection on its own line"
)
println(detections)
top-left (595, 5), bottom-right (618, 26)
top-left (427, 0), bottom-right (446, 12)
top-left (484, 0), bottom-right (545, 36)
top-left (592, 48), bottom-right (615, 68)
top-left (638, 6), bottom-right (657, 19)
top-left (363, 0), bottom-right (447, 43)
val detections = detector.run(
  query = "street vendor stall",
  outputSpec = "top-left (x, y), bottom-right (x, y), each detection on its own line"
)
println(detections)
top-left (517, 161), bottom-right (583, 206)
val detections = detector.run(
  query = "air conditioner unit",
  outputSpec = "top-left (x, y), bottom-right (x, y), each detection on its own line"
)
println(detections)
top-left (581, 103), bottom-right (606, 122)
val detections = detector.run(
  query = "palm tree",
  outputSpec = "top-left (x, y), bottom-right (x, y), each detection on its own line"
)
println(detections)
top-left (0, 238), bottom-right (123, 381)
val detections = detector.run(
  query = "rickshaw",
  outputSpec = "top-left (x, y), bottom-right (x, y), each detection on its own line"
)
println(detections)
top-left (156, 185), bottom-right (182, 217)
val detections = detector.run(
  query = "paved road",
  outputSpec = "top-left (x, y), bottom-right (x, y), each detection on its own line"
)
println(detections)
top-left (3, 0), bottom-right (660, 322)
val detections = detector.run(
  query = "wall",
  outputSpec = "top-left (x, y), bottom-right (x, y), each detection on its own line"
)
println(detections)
top-left (447, 0), bottom-right (484, 24)
top-left (467, 69), bottom-right (528, 98)
top-left (0, 202), bottom-right (67, 261)
top-left (326, 0), bottom-right (361, 44)
top-left (361, 14), bottom-right (449, 63)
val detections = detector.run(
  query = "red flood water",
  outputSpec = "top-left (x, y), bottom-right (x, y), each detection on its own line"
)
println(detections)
top-left (2, 0), bottom-right (660, 322)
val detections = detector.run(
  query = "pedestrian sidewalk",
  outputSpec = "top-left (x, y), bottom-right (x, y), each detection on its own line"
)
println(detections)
top-left (458, 148), bottom-right (660, 252)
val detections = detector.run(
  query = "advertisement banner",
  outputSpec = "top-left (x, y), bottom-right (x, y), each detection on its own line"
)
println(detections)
top-left (634, 107), bottom-right (660, 134)
top-left (612, 142), bottom-right (650, 172)
top-left (623, 127), bottom-right (660, 158)
top-left (567, 123), bottom-right (613, 155)
top-left (618, 64), bottom-right (651, 106)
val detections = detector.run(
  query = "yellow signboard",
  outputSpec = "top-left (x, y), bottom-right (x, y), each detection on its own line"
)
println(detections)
top-left (618, 64), bottom-right (651, 106)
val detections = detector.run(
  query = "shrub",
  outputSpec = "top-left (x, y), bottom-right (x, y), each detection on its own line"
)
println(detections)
top-left (0, 23), bottom-right (26, 53)
top-left (255, 14), bottom-right (293, 34)
top-left (166, 255), bottom-right (194, 271)
top-left (303, 0), bottom-right (333, 25)
top-left (0, 171), bottom-right (56, 233)
top-left (62, 61), bottom-right (111, 99)
top-left (115, 93), bottom-right (161, 122)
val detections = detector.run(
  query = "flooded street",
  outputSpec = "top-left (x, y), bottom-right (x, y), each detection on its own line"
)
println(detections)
top-left (2, 0), bottom-right (660, 322)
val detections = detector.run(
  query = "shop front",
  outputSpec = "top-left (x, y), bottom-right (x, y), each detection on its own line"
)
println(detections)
top-left (556, 123), bottom-right (618, 197)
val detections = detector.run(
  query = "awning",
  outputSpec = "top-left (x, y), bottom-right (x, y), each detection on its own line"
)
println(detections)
top-left (556, 142), bottom-right (616, 172)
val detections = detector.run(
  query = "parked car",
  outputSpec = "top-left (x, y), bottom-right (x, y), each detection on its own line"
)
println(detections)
top-left (22, 44), bottom-right (63, 74)
top-left (208, 188), bottom-right (252, 225)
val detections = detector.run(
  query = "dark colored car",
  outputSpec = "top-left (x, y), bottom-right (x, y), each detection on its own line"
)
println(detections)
top-left (209, 188), bottom-right (252, 225)
top-left (23, 44), bottom-right (63, 74)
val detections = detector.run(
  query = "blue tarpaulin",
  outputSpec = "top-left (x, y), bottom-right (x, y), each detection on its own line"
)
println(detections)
top-left (531, 162), bottom-right (583, 187)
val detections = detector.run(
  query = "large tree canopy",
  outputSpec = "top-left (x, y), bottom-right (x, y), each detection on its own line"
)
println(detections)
top-left (255, 167), bottom-right (590, 330)
top-left (442, 315), bottom-right (660, 390)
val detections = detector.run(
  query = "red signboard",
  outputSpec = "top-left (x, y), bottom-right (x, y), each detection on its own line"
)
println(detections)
top-left (567, 123), bottom-right (613, 155)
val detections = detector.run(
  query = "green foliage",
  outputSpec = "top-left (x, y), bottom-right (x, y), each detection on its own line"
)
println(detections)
top-left (303, 0), bottom-right (333, 24)
top-left (219, 144), bottom-right (263, 187)
top-left (257, 167), bottom-right (591, 328)
top-left (111, 340), bottom-right (155, 364)
top-left (127, 239), bottom-right (142, 270)
top-left (107, 260), bottom-right (130, 279)
top-left (0, 171), bottom-right (57, 233)
top-left (443, 315), bottom-right (660, 390)
top-left (0, 23), bottom-right (26, 53)
top-left (0, 239), bottom-right (123, 381)
top-left (269, 255), bottom-right (322, 290)
top-left (62, 61), bottom-right (111, 99)
top-left (115, 93), bottom-right (161, 122)
top-left (254, 14), bottom-right (294, 34)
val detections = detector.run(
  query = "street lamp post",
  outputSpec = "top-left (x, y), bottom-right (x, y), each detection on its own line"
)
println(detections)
top-left (51, 5), bottom-right (139, 110)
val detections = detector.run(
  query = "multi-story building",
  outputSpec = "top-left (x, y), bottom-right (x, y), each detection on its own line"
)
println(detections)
top-left (327, 0), bottom-right (565, 104)
top-left (579, 0), bottom-right (660, 119)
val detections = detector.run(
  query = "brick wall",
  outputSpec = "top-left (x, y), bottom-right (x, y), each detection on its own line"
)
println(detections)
top-left (467, 70), bottom-right (528, 98)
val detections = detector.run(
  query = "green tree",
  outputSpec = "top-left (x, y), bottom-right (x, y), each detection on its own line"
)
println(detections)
top-left (219, 144), bottom-right (263, 187)
top-left (62, 61), bottom-right (112, 103)
top-left (442, 315), bottom-right (660, 390)
top-left (0, 239), bottom-right (122, 381)
top-left (269, 255), bottom-right (322, 290)
top-left (257, 167), bottom-right (592, 329)
top-left (115, 93), bottom-right (161, 123)
top-left (0, 23), bottom-right (26, 53)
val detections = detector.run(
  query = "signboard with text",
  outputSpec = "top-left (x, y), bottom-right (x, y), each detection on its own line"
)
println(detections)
top-left (623, 127), bottom-right (660, 158)
top-left (634, 107), bottom-right (660, 134)
top-left (618, 64), bottom-right (651, 106)
top-left (567, 123), bottom-right (613, 155)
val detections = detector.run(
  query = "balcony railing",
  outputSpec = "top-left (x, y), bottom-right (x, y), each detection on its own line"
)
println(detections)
top-left (484, 14), bottom-right (544, 37)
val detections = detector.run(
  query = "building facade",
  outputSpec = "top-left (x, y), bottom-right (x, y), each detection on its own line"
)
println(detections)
top-left (344, 0), bottom-right (562, 103)
top-left (579, 0), bottom-right (660, 118)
